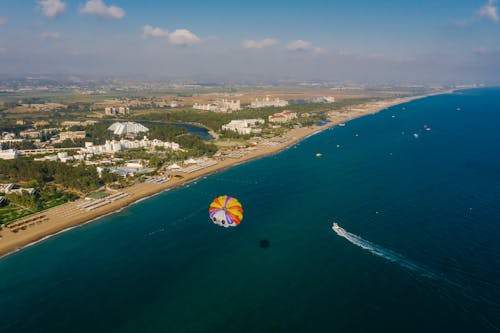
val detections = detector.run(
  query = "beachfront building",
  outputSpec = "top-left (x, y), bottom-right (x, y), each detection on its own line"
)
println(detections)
top-left (105, 106), bottom-right (130, 116)
top-left (59, 131), bottom-right (86, 141)
top-left (81, 137), bottom-right (181, 155)
top-left (222, 119), bottom-right (264, 135)
top-left (19, 129), bottom-right (41, 139)
top-left (268, 110), bottom-right (298, 124)
top-left (0, 183), bottom-right (36, 195)
top-left (0, 148), bottom-right (18, 160)
top-left (193, 99), bottom-right (241, 112)
top-left (34, 152), bottom-right (80, 163)
top-left (167, 163), bottom-right (181, 170)
top-left (249, 96), bottom-right (288, 109)
top-left (83, 141), bottom-right (122, 154)
top-left (108, 122), bottom-right (149, 137)
top-left (1, 132), bottom-right (16, 140)
top-left (120, 137), bottom-right (180, 151)
top-left (309, 96), bottom-right (335, 103)
top-left (58, 152), bottom-right (74, 163)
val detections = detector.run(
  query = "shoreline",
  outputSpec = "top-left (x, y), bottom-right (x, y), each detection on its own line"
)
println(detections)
top-left (0, 90), bottom-right (452, 258)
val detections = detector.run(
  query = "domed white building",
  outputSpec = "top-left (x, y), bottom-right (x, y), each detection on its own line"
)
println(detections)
top-left (108, 122), bottom-right (149, 136)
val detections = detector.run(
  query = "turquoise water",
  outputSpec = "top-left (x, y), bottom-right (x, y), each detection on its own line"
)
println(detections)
top-left (1, 89), bottom-right (499, 332)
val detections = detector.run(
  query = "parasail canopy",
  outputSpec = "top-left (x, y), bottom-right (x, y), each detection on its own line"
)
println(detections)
top-left (209, 195), bottom-right (243, 227)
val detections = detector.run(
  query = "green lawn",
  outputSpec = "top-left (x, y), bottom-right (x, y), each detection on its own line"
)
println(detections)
top-left (0, 191), bottom-right (78, 225)
top-left (0, 205), bottom-right (33, 225)
top-left (43, 196), bottom-right (73, 209)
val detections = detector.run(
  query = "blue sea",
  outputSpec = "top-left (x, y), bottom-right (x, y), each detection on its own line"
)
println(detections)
top-left (1, 88), bottom-right (499, 332)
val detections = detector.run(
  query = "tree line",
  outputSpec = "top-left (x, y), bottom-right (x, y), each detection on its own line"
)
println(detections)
top-left (0, 158), bottom-right (111, 193)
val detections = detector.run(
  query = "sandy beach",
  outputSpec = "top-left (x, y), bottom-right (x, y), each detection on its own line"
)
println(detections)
top-left (0, 91), bottom-right (450, 257)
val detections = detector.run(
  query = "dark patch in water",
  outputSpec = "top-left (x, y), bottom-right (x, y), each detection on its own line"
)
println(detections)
top-left (259, 239), bottom-right (270, 249)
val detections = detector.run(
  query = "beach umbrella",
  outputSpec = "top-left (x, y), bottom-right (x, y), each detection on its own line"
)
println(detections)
top-left (209, 195), bottom-right (243, 227)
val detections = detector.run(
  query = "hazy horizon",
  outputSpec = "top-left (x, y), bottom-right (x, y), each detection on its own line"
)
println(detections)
top-left (1, 1), bottom-right (500, 84)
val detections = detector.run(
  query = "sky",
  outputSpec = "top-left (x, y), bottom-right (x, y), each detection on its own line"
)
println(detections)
top-left (1, 0), bottom-right (500, 83)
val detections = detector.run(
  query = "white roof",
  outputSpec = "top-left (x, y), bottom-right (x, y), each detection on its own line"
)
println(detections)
top-left (167, 163), bottom-right (181, 169)
top-left (108, 122), bottom-right (149, 136)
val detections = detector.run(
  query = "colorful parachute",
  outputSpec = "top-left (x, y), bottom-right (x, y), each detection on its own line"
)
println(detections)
top-left (209, 195), bottom-right (243, 227)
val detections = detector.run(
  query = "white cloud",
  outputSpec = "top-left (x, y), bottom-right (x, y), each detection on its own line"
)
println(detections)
top-left (287, 39), bottom-right (313, 51)
top-left (142, 25), bottom-right (169, 38)
top-left (478, 0), bottom-right (499, 22)
top-left (37, 0), bottom-right (66, 17)
top-left (242, 38), bottom-right (277, 49)
top-left (41, 31), bottom-right (61, 40)
top-left (286, 40), bottom-right (326, 54)
top-left (141, 24), bottom-right (201, 46)
top-left (80, 0), bottom-right (125, 19)
top-left (0, 17), bottom-right (8, 26)
top-left (168, 29), bottom-right (201, 46)
top-left (313, 47), bottom-right (326, 55)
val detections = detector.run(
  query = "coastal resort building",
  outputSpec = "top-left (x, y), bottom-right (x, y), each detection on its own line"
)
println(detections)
top-left (0, 148), bottom-right (19, 160)
top-left (309, 96), bottom-right (336, 103)
top-left (221, 119), bottom-right (264, 135)
top-left (61, 120), bottom-right (98, 128)
top-left (108, 122), bottom-right (149, 137)
top-left (167, 163), bottom-right (181, 170)
top-left (105, 106), bottom-right (130, 116)
top-left (81, 137), bottom-right (181, 155)
top-left (250, 96), bottom-right (288, 108)
top-left (268, 110), bottom-right (298, 123)
top-left (1, 132), bottom-right (16, 140)
top-left (19, 129), bottom-right (41, 139)
top-left (0, 183), bottom-right (36, 195)
top-left (193, 99), bottom-right (241, 112)
top-left (59, 131), bottom-right (86, 141)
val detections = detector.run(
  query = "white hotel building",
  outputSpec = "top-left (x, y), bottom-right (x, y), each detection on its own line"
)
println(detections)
top-left (222, 119), bottom-right (264, 135)
top-left (0, 148), bottom-right (18, 160)
top-left (249, 96), bottom-right (288, 109)
top-left (81, 138), bottom-right (181, 155)
top-left (193, 99), bottom-right (241, 112)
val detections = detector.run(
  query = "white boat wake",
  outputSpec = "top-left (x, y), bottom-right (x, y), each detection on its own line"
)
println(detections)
top-left (332, 223), bottom-right (439, 280)
top-left (331, 223), bottom-right (500, 330)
